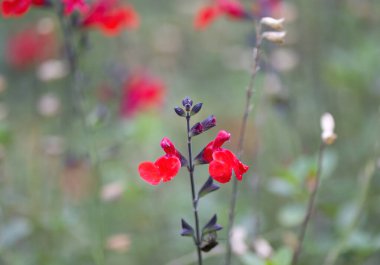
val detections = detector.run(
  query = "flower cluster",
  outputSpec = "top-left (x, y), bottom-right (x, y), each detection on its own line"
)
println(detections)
top-left (119, 71), bottom-right (166, 118)
top-left (5, 24), bottom-right (58, 69)
top-left (195, 130), bottom-right (249, 183)
top-left (1, 0), bottom-right (139, 35)
top-left (138, 97), bottom-right (249, 185)
top-left (194, 0), bottom-right (282, 29)
top-left (138, 138), bottom-right (186, 185)
top-left (194, 0), bottom-right (252, 29)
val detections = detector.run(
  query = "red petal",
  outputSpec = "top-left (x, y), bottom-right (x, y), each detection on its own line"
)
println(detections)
top-left (155, 156), bottom-right (180, 182)
top-left (120, 5), bottom-right (139, 29)
top-left (233, 159), bottom-right (249, 181)
top-left (160, 137), bottom-right (176, 155)
top-left (138, 161), bottom-right (161, 185)
top-left (200, 130), bottom-right (231, 163)
top-left (213, 130), bottom-right (231, 149)
top-left (209, 160), bottom-right (232, 183)
top-left (217, 0), bottom-right (246, 19)
top-left (209, 150), bottom-right (235, 183)
top-left (194, 5), bottom-right (220, 29)
top-left (1, 0), bottom-right (31, 17)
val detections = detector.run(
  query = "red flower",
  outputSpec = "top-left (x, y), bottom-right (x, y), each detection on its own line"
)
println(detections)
top-left (62, 0), bottom-right (88, 16)
top-left (194, 0), bottom-right (250, 29)
top-left (81, 0), bottom-right (139, 35)
top-left (138, 138), bottom-right (185, 185)
top-left (5, 26), bottom-right (58, 69)
top-left (1, 0), bottom-right (48, 17)
top-left (119, 71), bottom-right (165, 118)
top-left (196, 130), bottom-right (249, 183)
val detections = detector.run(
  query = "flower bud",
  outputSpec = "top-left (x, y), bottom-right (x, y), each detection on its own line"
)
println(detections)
top-left (320, 112), bottom-right (337, 145)
top-left (174, 106), bottom-right (186, 117)
top-left (191, 102), bottom-right (203, 116)
top-left (262, 31), bottom-right (286, 44)
top-left (190, 115), bottom-right (216, 137)
top-left (182, 96), bottom-right (193, 111)
top-left (260, 17), bottom-right (285, 30)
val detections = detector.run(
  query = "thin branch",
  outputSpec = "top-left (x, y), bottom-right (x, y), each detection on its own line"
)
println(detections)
top-left (291, 142), bottom-right (325, 265)
top-left (224, 22), bottom-right (263, 265)
top-left (186, 114), bottom-right (203, 265)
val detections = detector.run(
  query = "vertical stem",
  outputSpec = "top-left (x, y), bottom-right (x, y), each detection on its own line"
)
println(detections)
top-left (186, 114), bottom-right (203, 265)
top-left (57, 7), bottom-right (105, 265)
top-left (225, 23), bottom-right (262, 265)
top-left (291, 142), bottom-right (325, 265)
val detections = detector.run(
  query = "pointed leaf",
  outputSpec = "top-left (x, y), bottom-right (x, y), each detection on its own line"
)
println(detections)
top-left (202, 214), bottom-right (223, 235)
top-left (180, 219), bottom-right (194, 237)
top-left (198, 177), bottom-right (220, 198)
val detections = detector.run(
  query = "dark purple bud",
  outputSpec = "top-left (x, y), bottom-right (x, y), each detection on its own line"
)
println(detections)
top-left (202, 214), bottom-right (223, 235)
top-left (198, 177), bottom-right (220, 199)
top-left (181, 219), bottom-right (194, 237)
top-left (174, 106), bottom-right (186, 117)
top-left (191, 103), bottom-right (203, 116)
top-left (190, 122), bottom-right (203, 137)
top-left (189, 115), bottom-right (216, 137)
top-left (182, 97), bottom-right (193, 111)
top-left (200, 115), bottom-right (216, 131)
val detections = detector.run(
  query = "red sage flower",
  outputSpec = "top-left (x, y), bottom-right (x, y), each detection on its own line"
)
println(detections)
top-left (119, 70), bottom-right (166, 118)
top-left (138, 138), bottom-right (187, 185)
top-left (1, 0), bottom-right (49, 17)
top-left (80, 0), bottom-right (139, 35)
top-left (194, 0), bottom-right (251, 29)
top-left (195, 130), bottom-right (249, 183)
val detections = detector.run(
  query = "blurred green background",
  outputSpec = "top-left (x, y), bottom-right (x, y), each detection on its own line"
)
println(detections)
top-left (0, 0), bottom-right (380, 264)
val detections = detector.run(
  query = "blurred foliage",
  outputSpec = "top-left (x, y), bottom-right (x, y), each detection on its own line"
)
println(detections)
top-left (0, 0), bottom-right (380, 265)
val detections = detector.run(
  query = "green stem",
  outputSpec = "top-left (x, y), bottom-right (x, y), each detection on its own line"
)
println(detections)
top-left (225, 22), bottom-right (262, 265)
top-left (186, 114), bottom-right (203, 265)
top-left (56, 7), bottom-right (105, 265)
top-left (291, 142), bottom-right (325, 265)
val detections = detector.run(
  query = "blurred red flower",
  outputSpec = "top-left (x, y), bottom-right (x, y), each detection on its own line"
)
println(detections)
top-left (196, 130), bottom-right (249, 183)
top-left (5, 26), bottom-right (58, 69)
top-left (1, 0), bottom-right (48, 17)
top-left (81, 0), bottom-right (139, 35)
top-left (119, 71), bottom-right (165, 118)
top-left (138, 138), bottom-right (185, 185)
top-left (195, 0), bottom-right (251, 29)
top-left (62, 0), bottom-right (88, 15)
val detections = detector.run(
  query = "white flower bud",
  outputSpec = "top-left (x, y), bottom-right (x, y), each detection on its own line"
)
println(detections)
top-left (260, 17), bottom-right (285, 30)
top-left (262, 31), bottom-right (286, 44)
top-left (321, 112), bottom-right (337, 145)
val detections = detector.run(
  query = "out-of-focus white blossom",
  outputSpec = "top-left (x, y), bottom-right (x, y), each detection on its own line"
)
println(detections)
top-left (38, 93), bottom-right (61, 117)
top-left (321, 112), bottom-right (337, 145)
top-left (260, 17), bottom-right (285, 30)
top-left (37, 60), bottom-right (68, 82)
top-left (231, 226), bottom-right (248, 255)
top-left (253, 238), bottom-right (273, 259)
top-left (262, 31), bottom-right (286, 44)
top-left (106, 234), bottom-right (131, 253)
top-left (37, 17), bottom-right (55, 35)
top-left (101, 181), bottom-right (125, 202)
